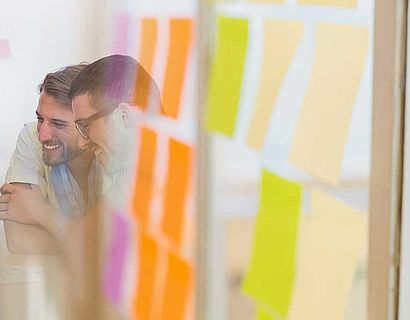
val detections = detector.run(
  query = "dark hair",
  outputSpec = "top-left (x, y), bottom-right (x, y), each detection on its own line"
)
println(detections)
top-left (38, 64), bottom-right (88, 106)
top-left (68, 55), bottom-right (161, 112)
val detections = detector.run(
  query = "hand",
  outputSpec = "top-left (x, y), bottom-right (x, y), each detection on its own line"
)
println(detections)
top-left (0, 183), bottom-right (48, 225)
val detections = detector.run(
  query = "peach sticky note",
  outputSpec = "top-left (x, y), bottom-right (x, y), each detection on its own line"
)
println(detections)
top-left (242, 170), bottom-right (302, 317)
top-left (133, 232), bottom-right (158, 320)
top-left (159, 251), bottom-right (193, 320)
top-left (246, 20), bottom-right (304, 150)
top-left (288, 189), bottom-right (367, 320)
top-left (103, 212), bottom-right (130, 306)
top-left (0, 40), bottom-right (11, 58)
top-left (298, 0), bottom-right (357, 7)
top-left (206, 16), bottom-right (249, 137)
top-left (161, 18), bottom-right (193, 119)
top-left (289, 23), bottom-right (368, 185)
top-left (112, 12), bottom-right (130, 55)
top-left (132, 126), bottom-right (157, 223)
top-left (161, 138), bottom-right (193, 245)
top-left (138, 18), bottom-right (158, 75)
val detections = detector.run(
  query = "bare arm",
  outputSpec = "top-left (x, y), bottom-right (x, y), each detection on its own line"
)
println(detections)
top-left (2, 183), bottom-right (60, 254)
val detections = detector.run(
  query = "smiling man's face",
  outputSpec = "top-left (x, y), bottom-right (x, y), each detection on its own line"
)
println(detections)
top-left (36, 92), bottom-right (84, 166)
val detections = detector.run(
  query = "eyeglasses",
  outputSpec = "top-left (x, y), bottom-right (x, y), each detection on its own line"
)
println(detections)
top-left (74, 107), bottom-right (116, 140)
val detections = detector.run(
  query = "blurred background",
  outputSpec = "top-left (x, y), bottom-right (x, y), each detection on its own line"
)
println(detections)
top-left (0, 0), bottom-right (375, 319)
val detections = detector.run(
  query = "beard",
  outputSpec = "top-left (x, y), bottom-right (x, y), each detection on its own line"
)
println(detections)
top-left (42, 140), bottom-right (84, 167)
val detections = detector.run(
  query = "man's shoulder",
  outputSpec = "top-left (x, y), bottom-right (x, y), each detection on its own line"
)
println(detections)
top-left (21, 122), bottom-right (38, 138)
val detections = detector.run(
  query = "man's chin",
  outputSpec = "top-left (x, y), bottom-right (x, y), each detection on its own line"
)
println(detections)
top-left (43, 156), bottom-right (66, 167)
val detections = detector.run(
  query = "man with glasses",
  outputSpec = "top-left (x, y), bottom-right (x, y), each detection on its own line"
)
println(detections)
top-left (67, 55), bottom-right (161, 317)
top-left (69, 55), bottom-right (161, 195)
top-left (0, 64), bottom-right (105, 253)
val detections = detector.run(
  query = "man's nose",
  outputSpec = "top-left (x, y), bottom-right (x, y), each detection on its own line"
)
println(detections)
top-left (37, 123), bottom-right (53, 142)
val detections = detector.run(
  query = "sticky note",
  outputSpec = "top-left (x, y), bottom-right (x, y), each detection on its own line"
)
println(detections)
top-left (257, 304), bottom-right (279, 320)
top-left (206, 16), bottom-right (249, 136)
top-left (159, 251), bottom-right (193, 320)
top-left (289, 23), bottom-right (369, 185)
top-left (138, 18), bottom-right (158, 75)
top-left (298, 0), bottom-right (357, 7)
top-left (288, 189), bottom-right (367, 320)
top-left (161, 18), bottom-right (194, 119)
top-left (133, 18), bottom-right (159, 111)
top-left (161, 138), bottom-right (193, 245)
top-left (246, 20), bottom-right (304, 150)
top-left (103, 212), bottom-right (130, 306)
top-left (0, 40), bottom-right (11, 58)
top-left (242, 170), bottom-right (302, 317)
top-left (132, 126), bottom-right (157, 223)
top-left (112, 12), bottom-right (130, 54)
top-left (133, 232), bottom-right (158, 320)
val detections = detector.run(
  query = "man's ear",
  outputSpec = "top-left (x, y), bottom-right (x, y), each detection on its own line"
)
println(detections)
top-left (116, 103), bottom-right (132, 127)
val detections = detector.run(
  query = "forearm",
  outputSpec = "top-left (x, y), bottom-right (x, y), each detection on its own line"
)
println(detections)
top-left (35, 203), bottom-right (77, 243)
top-left (4, 221), bottom-right (60, 254)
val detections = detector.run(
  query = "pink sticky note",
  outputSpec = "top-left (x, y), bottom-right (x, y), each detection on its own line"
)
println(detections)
top-left (0, 40), bottom-right (11, 58)
top-left (112, 12), bottom-right (130, 55)
top-left (103, 212), bottom-right (130, 305)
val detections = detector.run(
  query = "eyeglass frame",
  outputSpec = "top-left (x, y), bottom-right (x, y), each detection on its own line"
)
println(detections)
top-left (74, 106), bottom-right (117, 140)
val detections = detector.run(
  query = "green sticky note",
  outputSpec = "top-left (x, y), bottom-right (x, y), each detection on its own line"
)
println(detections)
top-left (257, 304), bottom-right (278, 320)
top-left (206, 16), bottom-right (249, 136)
top-left (242, 170), bottom-right (302, 317)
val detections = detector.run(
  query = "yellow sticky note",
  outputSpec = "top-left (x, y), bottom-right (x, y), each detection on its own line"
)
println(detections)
top-left (257, 304), bottom-right (279, 320)
top-left (298, 0), bottom-right (357, 7)
top-left (289, 23), bottom-right (368, 185)
top-left (246, 20), bottom-right (304, 150)
top-left (288, 188), bottom-right (367, 320)
top-left (206, 16), bottom-right (249, 136)
top-left (242, 170), bottom-right (302, 317)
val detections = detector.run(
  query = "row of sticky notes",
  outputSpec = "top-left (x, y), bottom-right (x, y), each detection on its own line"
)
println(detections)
top-left (112, 14), bottom-right (194, 119)
top-left (103, 215), bottom-right (193, 319)
top-left (132, 125), bottom-right (193, 245)
top-left (206, 16), bottom-right (369, 185)
top-left (242, 170), bottom-right (367, 319)
top-left (102, 125), bottom-right (194, 318)
top-left (130, 126), bottom-right (194, 319)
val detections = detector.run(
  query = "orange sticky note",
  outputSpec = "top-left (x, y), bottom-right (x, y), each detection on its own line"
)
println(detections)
top-left (132, 126), bottom-right (157, 223)
top-left (161, 138), bottom-right (193, 245)
top-left (161, 138), bottom-right (192, 243)
top-left (159, 251), bottom-right (193, 320)
top-left (161, 18), bottom-right (194, 119)
top-left (133, 18), bottom-right (159, 111)
top-left (133, 232), bottom-right (158, 320)
top-left (138, 18), bottom-right (158, 75)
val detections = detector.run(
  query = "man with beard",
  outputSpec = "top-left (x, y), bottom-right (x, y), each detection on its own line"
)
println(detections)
top-left (0, 64), bottom-right (104, 253)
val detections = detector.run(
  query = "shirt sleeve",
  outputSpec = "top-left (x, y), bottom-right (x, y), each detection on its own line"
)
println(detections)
top-left (4, 122), bottom-right (47, 195)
